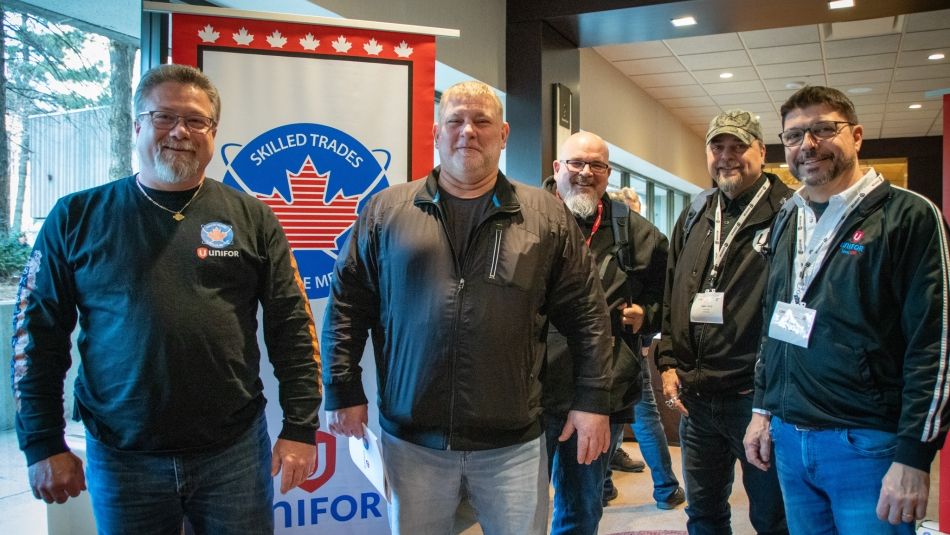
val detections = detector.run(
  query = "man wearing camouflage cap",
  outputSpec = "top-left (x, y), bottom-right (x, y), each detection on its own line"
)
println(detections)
top-left (656, 110), bottom-right (791, 534)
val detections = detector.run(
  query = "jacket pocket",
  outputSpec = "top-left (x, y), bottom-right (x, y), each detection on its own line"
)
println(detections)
top-left (484, 224), bottom-right (542, 291)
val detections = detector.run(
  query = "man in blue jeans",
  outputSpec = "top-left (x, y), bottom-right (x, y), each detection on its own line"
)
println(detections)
top-left (657, 110), bottom-right (790, 535)
top-left (12, 64), bottom-right (322, 534)
top-left (542, 131), bottom-right (668, 534)
top-left (745, 85), bottom-right (950, 533)
top-left (604, 356), bottom-right (684, 509)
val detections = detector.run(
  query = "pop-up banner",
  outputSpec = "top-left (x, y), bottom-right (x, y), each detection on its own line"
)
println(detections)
top-left (166, 7), bottom-right (444, 534)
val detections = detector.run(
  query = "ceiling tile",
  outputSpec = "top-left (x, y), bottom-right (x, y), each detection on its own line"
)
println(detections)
top-left (762, 75), bottom-right (828, 91)
top-left (664, 33), bottom-right (743, 55)
top-left (886, 91), bottom-right (937, 103)
top-left (593, 41), bottom-right (672, 62)
top-left (711, 92), bottom-right (771, 106)
top-left (882, 118), bottom-right (938, 128)
top-left (678, 50), bottom-right (752, 70)
top-left (660, 96), bottom-right (717, 108)
top-left (884, 109), bottom-right (940, 120)
top-left (757, 61), bottom-right (824, 79)
top-left (897, 50), bottom-right (949, 67)
top-left (859, 112), bottom-right (884, 122)
top-left (643, 84), bottom-right (707, 99)
top-left (854, 103), bottom-right (885, 115)
top-left (824, 34), bottom-right (901, 59)
top-left (629, 72), bottom-right (697, 88)
top-left (894, 63), bottom-right (950, 81)
top-left (891, 77), bottom-right (950, 92)
top-left (674, 105), bottom-right (724, 119)
top-left (741, 25), bottom-right (819, 48)
top-left (692, 66), bottom-right (759, 84)
top-left (901, 29), bottom-right (950, 51)
top-left (732, 102), bottom-right (778, 113)
top-left (704, 80), bottom-right (766, 95)
top-left (905, 9), bottom-right (950, 32)
top-left (827, 69), bottom-right (894, 85)
top-left (616, 57), bottom-right (686, 76)
top-left (847, 92), bottom-right (889, 105)
top-left (748, 43), bottom-right (822, 65)
top-left (827, 54), bottom-right (897, 74)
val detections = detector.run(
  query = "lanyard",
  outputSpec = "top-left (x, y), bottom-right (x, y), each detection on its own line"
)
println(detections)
top-left (585, 201), bottom-right (604, 248)
top-left (792, 175), bottom-right (883, 304)
top-left (709, 180), bottom-right (770, 286)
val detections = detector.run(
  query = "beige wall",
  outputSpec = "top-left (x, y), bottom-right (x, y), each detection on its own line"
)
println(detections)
top-left (309, 0), bottom-right (506, 90)
top-left (580, 49), bottom-right (710, 190)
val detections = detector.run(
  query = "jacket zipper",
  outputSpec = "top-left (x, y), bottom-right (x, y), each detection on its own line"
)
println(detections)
top-left (488, 223), bottom-right (503, 280)
top-left (692, 228), bottom-right (713, 385)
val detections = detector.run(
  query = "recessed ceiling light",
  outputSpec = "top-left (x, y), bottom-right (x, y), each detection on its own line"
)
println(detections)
top-left (929, 53), bottom-right (946, 61)
top-left (780, 164), bottom-right (789, 168)
top-left (908, 103), bottom-right (922, 109)
top-left (828, 0), bottom-right (854, 9)
top-left (847, 87), bottom-right (872, 94)
top-left (785, 81), bottom-right (806, 90)
top-left (671, 16), bottom-right (697, 27)
top-left (755, 115), bottom-right (761, 120)
top-left (719, 72), bottom-right (733, 79)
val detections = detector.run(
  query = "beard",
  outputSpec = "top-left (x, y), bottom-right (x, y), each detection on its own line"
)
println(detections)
top-left (791, 148), bottom-right (854, 188)
top-left (717, 174), bottom-right (743, 196)
top-left (153, 144), bottom-right (200, 185)
top-left (563, 189), bottom-right (599, 218)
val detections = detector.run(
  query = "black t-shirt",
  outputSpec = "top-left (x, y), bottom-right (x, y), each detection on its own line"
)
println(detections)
top-left (439, 187), bottom-right (494, 263)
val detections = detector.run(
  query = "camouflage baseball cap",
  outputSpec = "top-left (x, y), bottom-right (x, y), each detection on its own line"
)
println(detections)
top-left (705, 110), bottom-right (763, 145)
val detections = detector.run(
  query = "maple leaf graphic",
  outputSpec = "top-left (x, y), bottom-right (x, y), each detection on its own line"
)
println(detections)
top-left (331, 35), bottom-right (352, 53)
top-left (233, 27), bottom-right (254, 46)
top-left (254, 156), bottom-right (360, 250)
top-left (394, 41), bottom-right (413, 58)
top-left (299, 33), bottom-right (320, 51)
top-left (363, 38), bottom-right (383, 56)
top-left (207, 227), bottom-right (228, 242)
top-left (266, 30), bottom-right (287, 48)
top-left (198, 25), bottom-right (219, 43)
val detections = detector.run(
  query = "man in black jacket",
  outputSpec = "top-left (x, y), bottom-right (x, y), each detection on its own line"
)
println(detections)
top-left (542, 131), bottom-right (673, 534)
top-left (744, 86), bottom-right (950, 533)
top-left (657, 110), bottom-right (789, 535)
top-left (322, 82), bottom-right (612, 535)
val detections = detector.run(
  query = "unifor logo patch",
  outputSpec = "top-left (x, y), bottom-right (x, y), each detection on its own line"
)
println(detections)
top-left (221, 123), bottom-right (391, 299)
top-left (201, 222), bottom-right (234, 248)
top-left (839, 229), bottom-right (866, 256)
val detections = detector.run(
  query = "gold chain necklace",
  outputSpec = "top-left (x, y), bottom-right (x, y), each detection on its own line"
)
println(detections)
top-left (135, 177), bottom-right (204, 221)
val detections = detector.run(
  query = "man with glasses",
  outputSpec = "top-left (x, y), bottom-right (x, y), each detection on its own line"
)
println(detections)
top-left (542, 131), bottom-right (677, 534)
top-left (744, 86), bottom-right (950, 533)
top-left (12, 64), bottom-right (322, 534)
top-left (657, 110), bottom-right (790, 535)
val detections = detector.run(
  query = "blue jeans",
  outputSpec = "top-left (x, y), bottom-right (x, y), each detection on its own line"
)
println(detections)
top-left (621, 363), bottom-right (680, 502)
top-left (85, 412), bottom-right (273, 535)
top-left (544, 414), bottom-right (617, 535)
top-left (771, 417), bottom-right (915, 535)
top-left (680, 392), bottom-right (787, 535)
top-left (381, 431), bottom-right (547, 535)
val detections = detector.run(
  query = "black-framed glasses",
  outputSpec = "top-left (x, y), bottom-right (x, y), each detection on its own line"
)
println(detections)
top-left (137, 111), bottom-right (216, 133)
top-left (778, 121), bottom-right (854, 147)
top-left (560, 159), bottom-right (610, 174)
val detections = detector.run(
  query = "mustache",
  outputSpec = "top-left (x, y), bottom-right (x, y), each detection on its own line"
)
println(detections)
top-left (162, 141), bottom-right (196, 151)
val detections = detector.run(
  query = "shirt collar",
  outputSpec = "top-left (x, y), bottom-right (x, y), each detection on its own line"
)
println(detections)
top-left (792, 167), bottom-right (881, 210)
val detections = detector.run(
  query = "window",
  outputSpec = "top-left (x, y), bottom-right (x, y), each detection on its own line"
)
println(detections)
top-left (609, 162), bottom-right (690, 237)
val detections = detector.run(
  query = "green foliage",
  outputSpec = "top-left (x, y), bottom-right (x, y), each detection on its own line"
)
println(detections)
top-left (0, 232), bottom-right (31, 280)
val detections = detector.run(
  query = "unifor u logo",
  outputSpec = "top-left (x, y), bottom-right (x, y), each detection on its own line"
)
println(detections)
top-left (222, 123), bottom-right (391, 299)
top-left (297, 430), bottom-right (337, 493)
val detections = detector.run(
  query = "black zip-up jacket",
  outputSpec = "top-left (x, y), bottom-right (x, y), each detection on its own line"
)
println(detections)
top-left (540, 177), bottom-right (668, 421)
top-left (657, 173), bottom-right (791, 395)
top-left (754, 178), bottom-right (950, 471)
top-left (322, 168), bottom-right (612, 451)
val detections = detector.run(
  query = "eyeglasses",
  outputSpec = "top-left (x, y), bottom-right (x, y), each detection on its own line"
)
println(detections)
top-left (778, 121), bottom-right (854, 147)
top-left (560, 160), bottom-right (610, 174)
top-left (137, 111), bottom-right (216, 133)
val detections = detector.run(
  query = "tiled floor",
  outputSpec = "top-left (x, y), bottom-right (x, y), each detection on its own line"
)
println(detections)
top-left (0, 429), bottom-right (941, 534)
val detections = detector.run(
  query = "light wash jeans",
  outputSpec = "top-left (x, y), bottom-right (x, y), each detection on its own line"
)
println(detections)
top-left (381, 431), bottom-right (548, 535)
top-left (85, 412), bottom-right (273, 535)
top-left (771, 417), bottom-right (915, 535)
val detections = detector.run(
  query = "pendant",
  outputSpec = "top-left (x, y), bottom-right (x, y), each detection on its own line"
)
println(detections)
top-left (173, 213), bottom-right (185, 221)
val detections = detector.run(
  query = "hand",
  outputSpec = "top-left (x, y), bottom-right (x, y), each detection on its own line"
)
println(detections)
top-left (271, 438), bottom-right (317, 494)
top-left (620, 303), bottom-right (644, 333)
top-left (28, 451), bottom-right (86, 504)
top-left (742, 412), bottom-right (772, 471)
top-left (327, 404), bottom-right (368, 438)
top-left (876, 462), bottom-right (929, 525)
top-left (559, 410), bottom-right (610, 465)
top-left (660, 368), bottom-right (688, 416)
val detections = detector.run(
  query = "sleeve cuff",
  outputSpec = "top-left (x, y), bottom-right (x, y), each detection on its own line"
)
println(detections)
top-left (278, 423), bottom-right (319, 445)
top-left (323, 379), bottom-right (369, 411)
top-left (893, 436), bottom-right (942, 472)
top-left (570, 386), bottom-right (611, 415)
top-left (23, 436), bottom-right (70, 467)
top-left (752, 408), bottom-right (771, 416)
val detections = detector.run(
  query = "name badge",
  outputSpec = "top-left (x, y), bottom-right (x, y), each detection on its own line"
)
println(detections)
top-left (768, 301), bottom-right (817, 348)
top-left (690, 292), bottom-right (724, 324)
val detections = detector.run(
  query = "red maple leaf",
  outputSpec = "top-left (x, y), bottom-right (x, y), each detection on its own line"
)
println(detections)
top-left (254, 155), bottom-right (360, 250)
